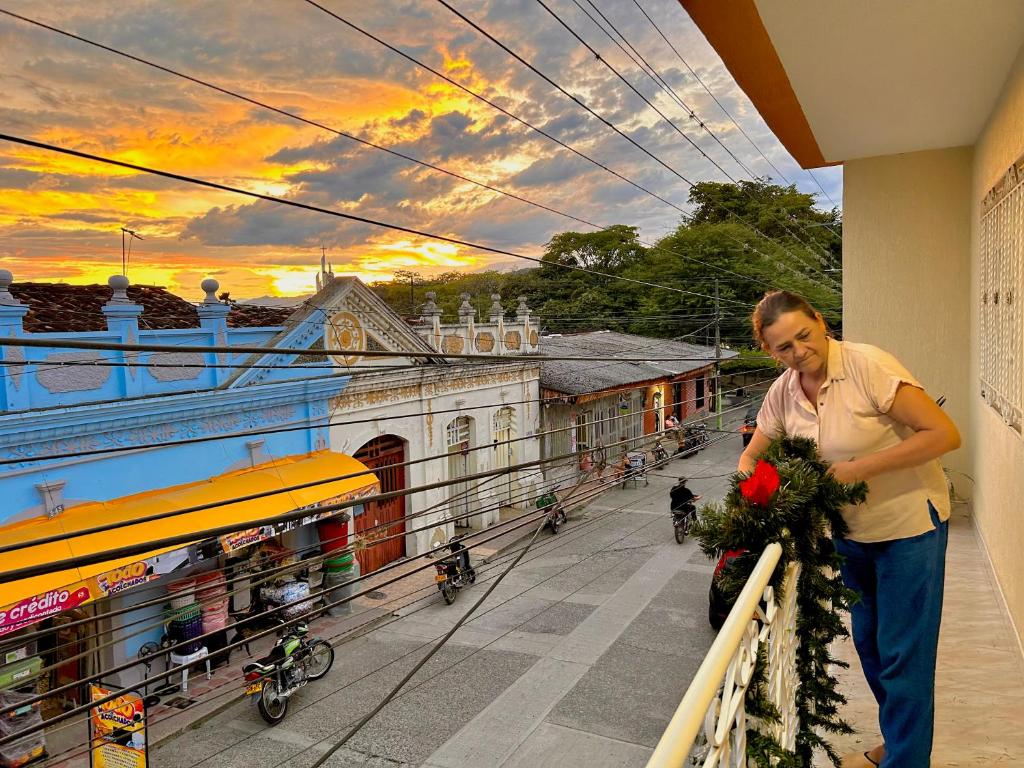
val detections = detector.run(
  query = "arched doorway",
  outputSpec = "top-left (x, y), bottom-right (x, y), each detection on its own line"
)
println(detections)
top-left (353, 434), bottom-right (407, 573)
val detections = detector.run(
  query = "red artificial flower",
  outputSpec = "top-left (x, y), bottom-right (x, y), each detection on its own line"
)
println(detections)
top-left (739, 460), bottom-right (781, 507)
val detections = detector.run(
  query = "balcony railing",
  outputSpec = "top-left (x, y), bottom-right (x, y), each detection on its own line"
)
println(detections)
top-left (647, 543), bottom-right (800, 767)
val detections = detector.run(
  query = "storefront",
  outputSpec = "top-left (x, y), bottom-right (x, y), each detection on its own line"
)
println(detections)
top-left (0, 451), bottom-right (378, 745)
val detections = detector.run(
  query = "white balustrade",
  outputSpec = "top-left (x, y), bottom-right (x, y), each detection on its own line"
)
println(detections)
top-left (647, 544), bottom-right (801, 768)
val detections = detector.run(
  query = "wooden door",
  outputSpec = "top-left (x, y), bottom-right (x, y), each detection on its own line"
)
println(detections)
top-left (353, 435), bottom-right (406, 573)
top-left (492, 408), bottom-right (515, 506)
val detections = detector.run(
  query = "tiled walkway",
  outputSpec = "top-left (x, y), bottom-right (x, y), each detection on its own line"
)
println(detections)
top-left (816, 515), bottom-right (1024, 766)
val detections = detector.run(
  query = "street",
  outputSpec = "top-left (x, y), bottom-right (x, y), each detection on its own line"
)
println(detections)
top-left (149, 430), bottom-right (743, 768)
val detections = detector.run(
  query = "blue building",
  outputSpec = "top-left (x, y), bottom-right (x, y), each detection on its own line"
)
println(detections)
top-left (0, 270), bottom-right (378, 705)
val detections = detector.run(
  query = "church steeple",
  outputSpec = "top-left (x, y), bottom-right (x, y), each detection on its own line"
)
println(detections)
top-left (316, 244), bottom-right (334, 293)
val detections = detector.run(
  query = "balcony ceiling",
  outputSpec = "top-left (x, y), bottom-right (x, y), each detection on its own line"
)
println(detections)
top-left (683, 0), bottom-right (1024, 167)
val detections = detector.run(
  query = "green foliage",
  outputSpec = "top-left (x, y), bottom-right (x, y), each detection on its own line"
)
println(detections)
top-left (366, 181), bottom-right (842, 338)
top-left (691, 436), bottom-right (866, 766)
top-left (720, 345), bottom-right (776, 374)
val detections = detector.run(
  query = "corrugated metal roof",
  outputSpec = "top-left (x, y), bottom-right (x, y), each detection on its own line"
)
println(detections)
top-left (538, 331), bottom-right (736, 395)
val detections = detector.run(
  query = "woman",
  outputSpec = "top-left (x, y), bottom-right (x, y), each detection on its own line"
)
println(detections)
top-left (738, 291), bottom-right (960, 768)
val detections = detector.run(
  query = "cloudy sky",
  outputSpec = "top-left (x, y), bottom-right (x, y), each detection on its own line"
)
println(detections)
top-left (0, 0), bottom-right (842, 299)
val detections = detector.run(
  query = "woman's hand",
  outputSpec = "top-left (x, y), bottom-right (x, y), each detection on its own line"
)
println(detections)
top-left (827, 460), bottom-right (869, 484)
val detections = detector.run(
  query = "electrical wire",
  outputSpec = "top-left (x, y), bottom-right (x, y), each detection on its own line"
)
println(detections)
top-left (433, 0), bottom-right (840, 286)
top-left (0, 10), bottom-right (840, 303)
top-left (0, 431), bottom-right (721, 735)
top-left (0, 380), bottom-right (772, 564)
top-left (561, 0), bottom-right (841, 272)
top-left (0, 132), bottom-right (754, 309)
top-left (30, 466), bottom-right (685, 767)
top-left (293, 0), bottom-right (839, 299)
top-left (630, 0), bottom-right (844, 226)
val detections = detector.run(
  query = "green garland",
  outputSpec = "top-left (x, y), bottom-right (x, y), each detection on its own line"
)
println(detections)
top-left (691, 436), bottom-right (868, 767)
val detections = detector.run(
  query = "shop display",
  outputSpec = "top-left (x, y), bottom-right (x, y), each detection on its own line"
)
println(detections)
top-left (0, 690), bottom-right (46, 768)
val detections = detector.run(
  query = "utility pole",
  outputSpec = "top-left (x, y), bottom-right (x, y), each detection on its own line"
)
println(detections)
top-left (713, 278), bottom-right (722, 432)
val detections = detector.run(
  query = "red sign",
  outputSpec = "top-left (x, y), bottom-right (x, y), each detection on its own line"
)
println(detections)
top-left (0, 558), bottom-right (158, 637)
top-left (0, 584), bottom-right (93, 636)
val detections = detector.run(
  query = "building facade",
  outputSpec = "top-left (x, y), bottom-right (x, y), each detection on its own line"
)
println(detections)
top-left (536, 331), bottom-right (732, 485)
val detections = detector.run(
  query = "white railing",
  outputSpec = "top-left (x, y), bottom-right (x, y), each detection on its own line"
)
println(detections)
top-left (647, 543), bottom-right (801, 767)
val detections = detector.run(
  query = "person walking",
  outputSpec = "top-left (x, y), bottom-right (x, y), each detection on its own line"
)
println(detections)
top-left (738, 290), bottom-right (960, 768)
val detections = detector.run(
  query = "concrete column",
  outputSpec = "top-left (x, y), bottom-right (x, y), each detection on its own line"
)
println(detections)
top-left (197, 278), bottom-right (231, 385)
top-left (0, 269), bottom-right (30, 412)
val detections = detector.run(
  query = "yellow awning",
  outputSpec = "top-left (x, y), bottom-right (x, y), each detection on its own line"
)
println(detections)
top-left (0, 451), bottom-right (378, 622)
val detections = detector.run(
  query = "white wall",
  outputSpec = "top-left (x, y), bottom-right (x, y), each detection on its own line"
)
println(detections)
top-left (970, 38), bottom-right (1024, 643)
top-left (843, 147), bottom-right (973, 486)
top-left (328, 366), bottom-right (541, 561)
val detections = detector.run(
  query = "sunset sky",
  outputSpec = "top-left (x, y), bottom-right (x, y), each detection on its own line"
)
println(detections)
top-left (0, 0), bottom-right (842, 300)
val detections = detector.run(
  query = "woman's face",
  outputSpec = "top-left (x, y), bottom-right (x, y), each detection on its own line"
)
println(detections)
top-left (761, 310), bottom-right (829, 376)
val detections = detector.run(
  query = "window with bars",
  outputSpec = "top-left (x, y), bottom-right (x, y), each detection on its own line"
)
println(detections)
top-left (446, 416), bottom-right (472, 447)
top-left (980, 159), bottom-right (1024, 434)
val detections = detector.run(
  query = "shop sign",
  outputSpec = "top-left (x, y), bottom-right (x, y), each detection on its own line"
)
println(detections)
top-left (218, 484), bottom-right (379, 555)
top-left (0, 558), bottom-right (159, 637)
top-left (0, 585), bottom-right (93, 636)
top-left (89, 684), bottom-right (148, 768)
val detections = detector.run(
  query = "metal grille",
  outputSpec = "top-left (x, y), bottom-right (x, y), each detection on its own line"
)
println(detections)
top-left (446, 416), bottom-right (471, 447)
top-left (980, 159), bottom-right (1024, 433)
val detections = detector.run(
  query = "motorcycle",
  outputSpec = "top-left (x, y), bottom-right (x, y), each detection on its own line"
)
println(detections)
top-left (671, 500), bottom-right (700, 544)
top-left (434, 537), bottom-right (476, 604)
top-left (676, 424), bottom-right (710, 457)
top-left (669, 479), bottom-right (701, 544)
top-left (242, 622), bottom-right (334, 725)
top-left (536, 492), bottom-right (567, 534)
top-left (652, 439), bottom-right (670, 465)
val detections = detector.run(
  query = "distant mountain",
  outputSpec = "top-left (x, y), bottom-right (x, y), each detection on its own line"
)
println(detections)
top-left (236, 294), bottom-right (311, 307)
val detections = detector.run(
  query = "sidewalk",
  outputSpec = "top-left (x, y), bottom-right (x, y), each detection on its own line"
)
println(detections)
top-left (43, 509), bottom-right (549, 768)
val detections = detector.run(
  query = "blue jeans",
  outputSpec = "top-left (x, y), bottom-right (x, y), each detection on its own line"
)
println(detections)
top-left (833, 502), bottom-right (948, 768)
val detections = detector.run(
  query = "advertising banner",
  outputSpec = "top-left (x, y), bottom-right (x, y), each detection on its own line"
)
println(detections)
top-left (88, 684), bottom-right (148, 768)
top-left (218, 484), bottom-right (378, 554)
top-left (0, 559), bottom-right (161, 638)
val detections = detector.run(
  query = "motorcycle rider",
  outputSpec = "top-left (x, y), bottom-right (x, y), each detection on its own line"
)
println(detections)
top-left (670, 476), bottom-right (696, 512)
top-left (448, 535), bottom-right (471, 574)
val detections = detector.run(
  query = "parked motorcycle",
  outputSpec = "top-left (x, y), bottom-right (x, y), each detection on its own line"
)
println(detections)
top-left (435, 537), bottom-right (476, 604)
top-left (536, 492), bottom-right (567, 534)
top-left (652, 439), bottom-right (670, 465)
top-left (676, 424), bottom-right (710, 457)
top-left (242, 622), bottom-right (334, 725)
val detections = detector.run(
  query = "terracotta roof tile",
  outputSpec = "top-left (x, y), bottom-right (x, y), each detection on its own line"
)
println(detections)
top-left (8, 282), bottom-right (294, 332)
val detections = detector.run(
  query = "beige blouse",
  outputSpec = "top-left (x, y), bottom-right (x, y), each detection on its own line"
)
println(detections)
top-left (756, 338), bottom-right (950, 543)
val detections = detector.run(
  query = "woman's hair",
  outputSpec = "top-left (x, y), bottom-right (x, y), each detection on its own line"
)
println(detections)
top-left (751, 290), bottom-right (821, 350)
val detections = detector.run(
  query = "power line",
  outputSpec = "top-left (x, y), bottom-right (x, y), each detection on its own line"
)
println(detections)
top-left (0, 325), bottom-right (774, 468)
top-left (24, 473), bottom-right (677, 765)
top-left (0, 9), bottom-right (840, 302)
top-left (0, 327), bottom-right (756, 363)
top-left (0, 133), bottom-right (753, 308)
top-left (557, 0), bottom-right (841, 271)
top-left (0, 377), bottom-right (774, 564)
top-left (434, 0), bottom-right (839, 284)
top-left (630, 0), bottom-right (843, 228)
top-left (295, 0), bottom-right (839, 297)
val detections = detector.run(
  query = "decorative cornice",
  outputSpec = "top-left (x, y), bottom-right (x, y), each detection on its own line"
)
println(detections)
top-left (0, 376), bottom-right (348, 462)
